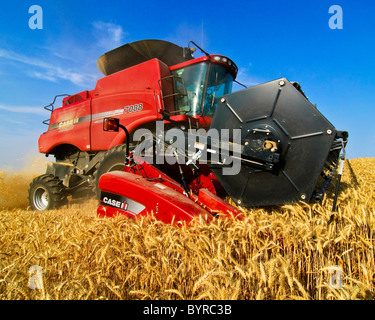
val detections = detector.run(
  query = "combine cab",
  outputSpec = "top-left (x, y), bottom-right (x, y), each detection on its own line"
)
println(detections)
top-left (28, 39), bottom-right (347, 220)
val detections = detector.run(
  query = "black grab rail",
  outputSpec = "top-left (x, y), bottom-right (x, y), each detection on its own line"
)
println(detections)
top-left (42, 94), bottom-right (69, 125)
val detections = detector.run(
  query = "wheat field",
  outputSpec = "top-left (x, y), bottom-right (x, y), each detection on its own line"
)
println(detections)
top-left (0, 158), bottom-right (374, 300)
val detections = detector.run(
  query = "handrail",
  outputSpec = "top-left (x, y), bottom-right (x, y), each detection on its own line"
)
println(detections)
top-left (42, 94), bottom-right (69, 125)
top-left (158, 75), bottom-right (191, 115)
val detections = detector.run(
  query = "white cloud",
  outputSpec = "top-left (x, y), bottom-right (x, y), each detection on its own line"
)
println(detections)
top-left (0, 104), bottom-right (47, 116)
top-left (236, 67), bottom-right (261, 87)
top-left (30, 71), bottom-right (57, 82)
top-left (92, 21), bottom-right (127, 51)
top-left (0, 48), bottom-right (50, 69)
top-left (0, 48), bottom-right (98, 87)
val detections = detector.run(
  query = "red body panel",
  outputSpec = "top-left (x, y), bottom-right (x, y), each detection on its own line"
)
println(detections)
top-left (38, 59), bottom-right (172, 154)
top-left (90, 91), bottom-right (159, 150)
top-left (97, 171), bottom-right (213, 226)
top-left (39, 94), bottom-right (92, 153)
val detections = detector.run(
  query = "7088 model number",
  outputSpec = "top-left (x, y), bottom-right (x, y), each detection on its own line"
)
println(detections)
top-left (124, 103), bottom-right (143, 114)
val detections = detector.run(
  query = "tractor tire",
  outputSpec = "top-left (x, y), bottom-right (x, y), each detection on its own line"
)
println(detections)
top-left (93, 144), bottom-right (130, 198)
top-left (28, 174), bottom-right (67, 211)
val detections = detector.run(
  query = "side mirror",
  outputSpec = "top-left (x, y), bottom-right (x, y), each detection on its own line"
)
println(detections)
top-left (103, 117), bottom-right (120, 132)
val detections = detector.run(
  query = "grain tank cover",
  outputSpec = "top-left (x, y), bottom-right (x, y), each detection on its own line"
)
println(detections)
top-left (97, 39), bottom-right (194, 76)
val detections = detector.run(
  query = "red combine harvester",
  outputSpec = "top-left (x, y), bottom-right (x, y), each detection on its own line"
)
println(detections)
top-left (28, 40), bottom-right (348, 226)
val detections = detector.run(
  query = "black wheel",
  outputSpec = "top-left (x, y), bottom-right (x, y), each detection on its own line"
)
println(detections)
top-left (28, 174), bottom-right (67, 211)
top-left (93, 144), bottom-right (130, 198)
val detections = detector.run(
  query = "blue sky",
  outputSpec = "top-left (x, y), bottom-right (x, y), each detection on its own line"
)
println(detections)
top-left (0, 0), bottom-right (374, 170)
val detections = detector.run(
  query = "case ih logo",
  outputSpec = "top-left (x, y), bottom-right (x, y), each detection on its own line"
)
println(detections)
top-left (101, 192), bottom-right (128, 211)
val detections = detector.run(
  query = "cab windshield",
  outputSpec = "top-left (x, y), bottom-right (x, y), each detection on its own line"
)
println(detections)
top-left (171, 62), bottom-right (233, 117)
